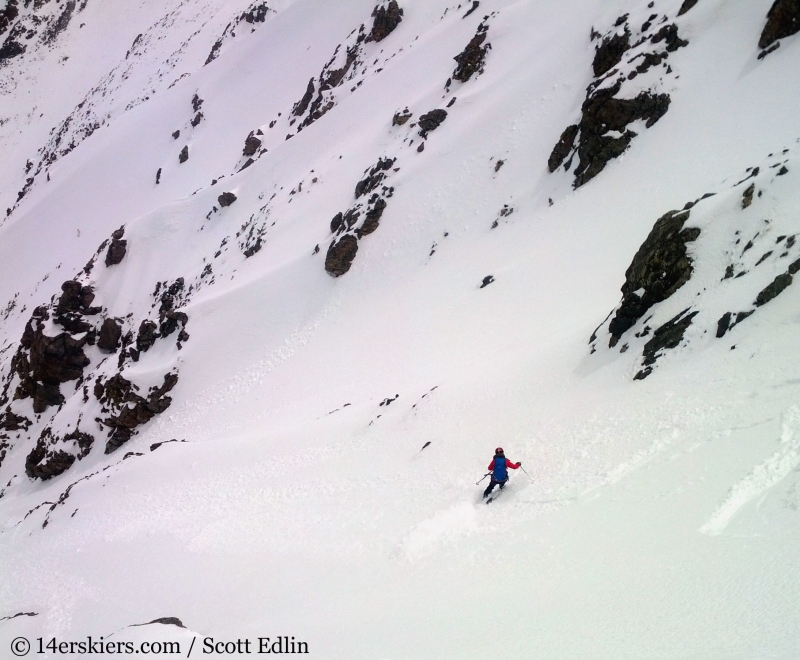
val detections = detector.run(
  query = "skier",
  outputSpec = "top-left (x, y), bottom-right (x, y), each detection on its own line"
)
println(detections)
top-left (483, 447), bottom-right (521, 498)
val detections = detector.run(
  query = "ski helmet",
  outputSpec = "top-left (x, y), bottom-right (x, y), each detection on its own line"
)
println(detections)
top-left (495, 447), bottom-right (504, 455)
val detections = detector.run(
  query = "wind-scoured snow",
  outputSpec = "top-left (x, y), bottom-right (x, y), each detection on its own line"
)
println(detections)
top-left (1, 0), bottom-right (800, 657)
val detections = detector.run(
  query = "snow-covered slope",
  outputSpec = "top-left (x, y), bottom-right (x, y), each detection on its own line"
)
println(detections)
top-left (1, 0), bottom-right (800, 657)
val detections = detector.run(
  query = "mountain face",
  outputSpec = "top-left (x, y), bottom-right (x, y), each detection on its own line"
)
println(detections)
top-left (1, 0), bottom-right (800, 657)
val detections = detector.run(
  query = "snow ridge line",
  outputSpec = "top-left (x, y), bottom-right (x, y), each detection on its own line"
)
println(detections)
top-left (700, 405), bottom-right (800, 536)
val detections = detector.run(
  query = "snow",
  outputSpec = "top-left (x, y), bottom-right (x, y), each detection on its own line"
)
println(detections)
top-left (1, 0), bottom-right (800, 657)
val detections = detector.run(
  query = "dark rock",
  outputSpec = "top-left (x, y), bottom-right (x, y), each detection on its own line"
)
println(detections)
top-left (463, 1), bottom-right (480, 19)
top-left (191, 112), bottom-right (203, 127)
top-left (367, 1), bottom-right (404, 43)
top-left (418, 109), bottom-right (448, 135)
top-left (677, 0), bottom-right (699, 16)
top-left (355, 158), bottom-right (394, 198)
top-left (742, 183), bottom-right (755, 209)
top-left (607, 210), bottom-right (699, 345)
top-left (242, 3), bottom-right (269, 24)
top-left (56, 281), bottom-right (95, 315)
top-left (136, 320), bottom-right (158, 352)
top-left (453, 25), bottom-right (489, 82)
top-left (392, 108), bottom-right (412, 126)
top-left (32, 382), bottom-right (65, 414)
top-left (97, 318), bottom-right (122, 353)
top-left (172, 130), bottom-right (180, 139)
top-left (548, 124), bottom-right (579, 172)
top-left (0, 40), bottom-right (25, 62)
top-left (292, 78), bottom-right (315, 117)
top-left (778, 165), bottom-right (788, 175)
top-left (243, 134), bottom-right (261, 157)
top-left (357, 198), bottom-right (386, 237)
top-left (218, 192), bottom-right (237, 207)
top-left (755, 272), bottom-right (793, 306)
top-left (64, 428), bottom-right (94, 459)
top-left (635, 308), bottom-right (698, 377)
top-left (105, 237), bottom-right (127, 266)
top-left (651, 24), bottom-right (689, 52)
top-left (330, 212), bottom-right (344, 233)
top-left (156, 168), bottom-right (162, 184)
top-left (0, 408), bottom-right (31, 432)
top-left (480, 275), bottom-right (495, 288)
top-left (146, 617), bottom-right (186, 628)
top-left (191, 94), bottom-right (204, 113)
top-left (29, 330), bottom-right (90, 385)
top-left (179, 146), bottom-right (189, 163)
top-left (0, 1), bottom-right (20, 37)
top-left (573, 84), bottom-right (671, 187)
top-left (44, 0), bottom-right (76, 44)
top-left (103, 372), bottom-right (179, 453)
top-left (593, 29), bottom-right (630, 77)
top-left (159, 310), bottom-right (188, 338)
top-left (716, 311), bottom-right (733, 338)
top-left (325, 235), bottom-right (359, 277)
top-left (759, 0), bottom-right (800, 50)
top-left (25, 435), bottom-right (75, 480)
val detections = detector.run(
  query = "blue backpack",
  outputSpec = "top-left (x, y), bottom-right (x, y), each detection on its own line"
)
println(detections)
top-left (492, 457), bottom-right (508, 481)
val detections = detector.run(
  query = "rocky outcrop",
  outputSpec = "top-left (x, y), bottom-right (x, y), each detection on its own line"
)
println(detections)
top-left (97, 318), bottom-right (122, 353)
top-left (574, 86), bottom-right (670, 188)
top-left (0, 39), bottom-right (24, 63)
top-left (634, 309), bottom-right (698, 380)
top-left (677, 0), bottom-right (699, 16)
top-left (453, 22), bottom-right (490, 82)
top-left (366, 1), bottom-right (403, 43)
top-left (105, 228), bottom-right (127, 266)
top-left (0, 1), bottom-right (19, 37)
top-left (24, 427), bottom-right (94, 480)
top-left (549, 15), bottom-right (685, 188)
top-left (218, 192), bottom-right (237, 207)
top-left (325, 235), bottom-right (359, 277)
top-left (417, 110), bottom-right (448, 136)
top-left (759, 0), bottom-right (800, 50)
top-left (97, 372), bottom-right (179, 453)
top-left (242, 134), bottom-right (261, 157)
top-left (593, 29), bottom-right (630, 77)
top-left (606, 210), bottom-right (699, 347)
top-left (325, 157), bottom-right (397, 276)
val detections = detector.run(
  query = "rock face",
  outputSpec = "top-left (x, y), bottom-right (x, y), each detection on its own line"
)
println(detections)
top-left (97, 318), bottom-right (122, 353)
top-left (759, 0), bottom-right (800, 50)
top-left (243, 134), bottom-right (261, 157)
top-left (607, 210), bottom-right (700, 346)
top-left (634, 309), bottom-right (699, 380)
top-left (325, 235), bottom-right (359, 277)
top-left (417, 109), bottom-right (448, 136)
top-left (97, 373), bottom-right (179, 453)
top-left (218, 192), bottom-right (237, 207)
top-left (324, 157), bottom-right (397, 276)
top-left (453, 22), bottom-right (490, 82)
top-left (0, 39), bottom-right (25, 62)
top-left (593, 30), bottom-right (630, 77)
top-left (548, 15), bottom-right (685, 188)
top-left (105, 228), bottom-right (127, 266)
top-left (367, 1), bottom-right (403, 43)
top-left (677, 0), bottom-right (699, 16)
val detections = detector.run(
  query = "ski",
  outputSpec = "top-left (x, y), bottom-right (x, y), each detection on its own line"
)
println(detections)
top-left (485, 488), bottom-right (506, 504)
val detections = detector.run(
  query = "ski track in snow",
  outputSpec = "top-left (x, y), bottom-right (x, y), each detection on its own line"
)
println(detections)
top-left (700, 405), bottom-right (800, 536)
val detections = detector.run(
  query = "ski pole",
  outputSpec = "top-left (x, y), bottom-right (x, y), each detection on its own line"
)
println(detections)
top-left (519, 465), bottom-right (534, 483)
top-left (476, 473), bottom-right (491, 485)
